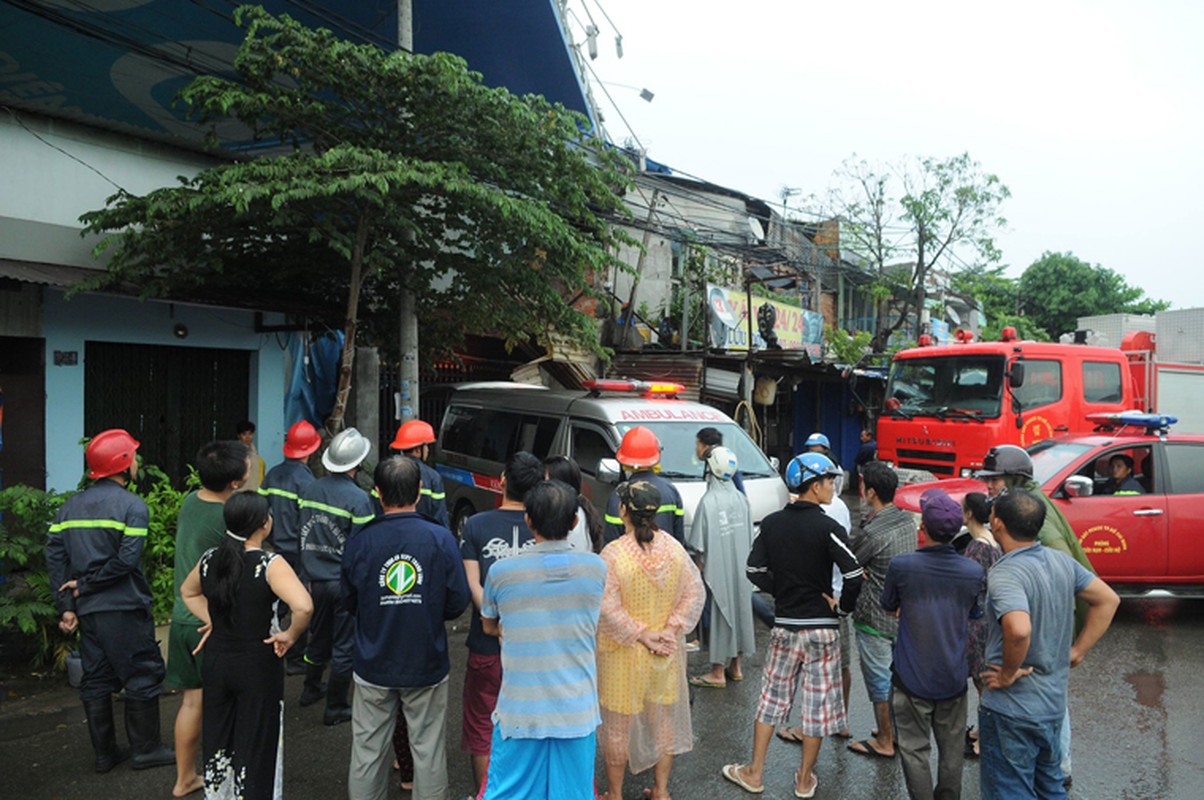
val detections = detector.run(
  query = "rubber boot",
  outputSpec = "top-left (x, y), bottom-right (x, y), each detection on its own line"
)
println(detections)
top-left (323, 672), bottom-right (353, 726)
top-left (299, 662), bottom-right (326, 707)
top-left (124, 696), bottom-right (176, 770)
top-left (83, 697), bottom-right (131, 773)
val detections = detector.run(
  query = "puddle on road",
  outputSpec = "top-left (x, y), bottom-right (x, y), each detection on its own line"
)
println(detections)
top-left (1124, 671), bottom-right (1165, 709)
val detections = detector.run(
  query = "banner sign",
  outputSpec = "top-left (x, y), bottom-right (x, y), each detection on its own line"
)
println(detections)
top-left (706, 284), bottom-right (823, 358)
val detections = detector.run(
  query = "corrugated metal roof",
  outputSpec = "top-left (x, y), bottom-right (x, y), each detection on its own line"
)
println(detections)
top-left (608, 354), bottom-right (705, 402)
top-left (0, 259), bottom-right (97, 287)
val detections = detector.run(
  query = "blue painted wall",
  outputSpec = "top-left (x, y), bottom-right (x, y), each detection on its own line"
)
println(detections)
top-left (792, 376), bottom-right (864, 468)
top-left (42, 290), bottom-right (287, 491)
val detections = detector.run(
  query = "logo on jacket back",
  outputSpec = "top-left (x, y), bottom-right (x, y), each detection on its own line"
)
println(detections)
top-left (379, 554), bottom-right (424, 605)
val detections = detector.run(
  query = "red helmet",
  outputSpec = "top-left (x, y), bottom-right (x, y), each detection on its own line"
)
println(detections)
top-left (282, 420), bottom-right (322, 459)
top-left (616, 426), bottom-right (661, 468)
top-left (391, 419), bottom-right (436, 451)
top-left (86, 429), bottom-right (140, 479)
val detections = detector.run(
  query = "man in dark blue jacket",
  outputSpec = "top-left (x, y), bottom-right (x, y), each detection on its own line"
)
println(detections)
top-left (260, 420), bottom-right (321, 673)
top-left (46, 429), bottom-right (175, 773)
top-left (342, 456), bottom-right (470, 800)
top-left (298, 427), bottom-right (375, 724)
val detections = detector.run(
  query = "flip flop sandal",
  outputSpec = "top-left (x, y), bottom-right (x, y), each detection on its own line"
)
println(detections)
top-left (688, 675), bottom-right (726, 688)
top-left (847, 739), bottom-right (895, 759)
top-left (794, 769), bottom-right (818, 799)
top-left (721, 764), bottom-right (764, 794)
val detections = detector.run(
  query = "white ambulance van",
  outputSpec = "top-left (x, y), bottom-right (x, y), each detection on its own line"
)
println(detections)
top-left (431, 380), bottom-right (790, 536)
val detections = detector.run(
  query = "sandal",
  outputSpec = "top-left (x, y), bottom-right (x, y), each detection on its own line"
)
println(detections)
top-left (688, 675), bottom-right (726, 688)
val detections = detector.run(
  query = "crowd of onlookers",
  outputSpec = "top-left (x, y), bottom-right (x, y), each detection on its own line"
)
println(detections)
top-left (48, 419), bottom-right (1120, 800)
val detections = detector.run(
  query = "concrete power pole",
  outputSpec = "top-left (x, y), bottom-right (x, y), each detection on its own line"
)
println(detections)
top-left (398, 0), bottom-right (419, 427)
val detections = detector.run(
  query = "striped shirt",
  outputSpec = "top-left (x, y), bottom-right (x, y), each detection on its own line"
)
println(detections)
top-left (480, 540), bottom-right (607, 739)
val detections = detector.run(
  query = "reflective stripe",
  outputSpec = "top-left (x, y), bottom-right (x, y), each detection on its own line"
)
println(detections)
top-left (420, 488), bottom-right (446, 500)
top-left (657, 504), bottom-right (685, 517)
top-left (299, 499), bottom-right (373, 525)
top-left (262, 487), bottom-right (301, 501)
top-left (605, 514), bottom-right (623, 525)
top-left (49, 519), bottom-right (144, 536)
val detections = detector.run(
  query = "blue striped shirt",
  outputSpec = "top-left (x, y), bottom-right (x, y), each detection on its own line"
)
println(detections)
top-left (480, 540), bottom-right (607, 739)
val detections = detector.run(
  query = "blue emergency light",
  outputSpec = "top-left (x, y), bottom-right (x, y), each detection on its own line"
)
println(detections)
top-left (1086, 411), bottom-right (1177, 435)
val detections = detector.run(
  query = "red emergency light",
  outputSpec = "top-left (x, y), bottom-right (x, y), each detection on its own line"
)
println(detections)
top-left (1001, 326), bottom-right (1018, 342)
top-left (918, 334), bottom-right (933, 347)
top-left (582, 379), bottom-right (684, 398)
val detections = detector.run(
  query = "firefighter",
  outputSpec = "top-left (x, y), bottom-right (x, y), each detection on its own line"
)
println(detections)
top-left (388, 418), bottom-right (450, 529)
top-left (260, 420), bottom-right (322, 674)
top-left (45, 429), bottom-right (176, 773)
top-left (298, 427), bottom-right (375, 725)
top-left (602, 425), bottom-right (685, 545)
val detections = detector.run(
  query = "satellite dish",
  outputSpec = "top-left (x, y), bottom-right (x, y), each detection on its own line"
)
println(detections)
top-left (747, 216), bottom-right (765, 243)
top-left (947, 307), bottom-right (961, 325)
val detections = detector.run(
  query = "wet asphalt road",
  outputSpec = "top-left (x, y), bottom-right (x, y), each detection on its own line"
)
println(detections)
top-left (3, 595), bottom-right (1203, 799)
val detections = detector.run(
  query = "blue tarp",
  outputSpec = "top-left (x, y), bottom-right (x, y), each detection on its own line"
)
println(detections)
top-left (284, 332), bottom-right (343, 431)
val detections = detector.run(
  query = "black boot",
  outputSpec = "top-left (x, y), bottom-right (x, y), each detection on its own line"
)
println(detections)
top-left (124, 696), bottom-right (176, 770)
top-left (83, 697), bottom-right (131, 773)
top-left (285, 653), bottom-right (308, 676)
top-left (299, 662), bottom-right (326, 707)
top-left (323, 672), bottom-right (353, 726)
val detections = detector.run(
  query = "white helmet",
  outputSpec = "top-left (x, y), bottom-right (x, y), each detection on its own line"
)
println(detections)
top-left (322, 427), bottom-right (371, 473)
top-left (706, 446), bottom-right (739, 481)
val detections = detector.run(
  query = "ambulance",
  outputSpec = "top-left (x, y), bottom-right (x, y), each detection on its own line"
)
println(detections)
top-left (430, 380), bottom-right (790, 537)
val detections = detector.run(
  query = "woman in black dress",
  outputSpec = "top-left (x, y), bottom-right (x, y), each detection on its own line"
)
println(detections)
top-left (181, 492), bottom-right (312, 799)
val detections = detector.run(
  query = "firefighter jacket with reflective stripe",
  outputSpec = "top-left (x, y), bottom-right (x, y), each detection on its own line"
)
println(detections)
top-left (45, 478), bottom-right (153, 616)
top-left (602, 470), bottom-right (686, 545)
top-left (416, 459), bottom-right (450, 529)
top-left (299, 473), bottom-right (375, 582)
top-left (260, 459), bottom-right (316, 557)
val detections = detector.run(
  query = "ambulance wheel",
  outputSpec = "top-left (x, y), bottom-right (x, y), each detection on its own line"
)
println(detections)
top-left (452, 502), bottom-right (476, 540)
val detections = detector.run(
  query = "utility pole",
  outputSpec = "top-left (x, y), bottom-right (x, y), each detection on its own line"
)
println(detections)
top-left (397, 1), bottom-right (419, 427)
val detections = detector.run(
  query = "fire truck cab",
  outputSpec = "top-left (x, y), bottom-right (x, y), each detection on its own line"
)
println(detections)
top-left (878, 330), bottom-right (1138, 480)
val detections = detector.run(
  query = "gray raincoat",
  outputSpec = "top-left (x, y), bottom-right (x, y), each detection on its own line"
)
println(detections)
top-left (687, 474), bottom-right (757, 665)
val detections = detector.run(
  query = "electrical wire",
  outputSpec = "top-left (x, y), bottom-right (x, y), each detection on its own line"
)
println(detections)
top-left (3, 105), bottom-right (127, 192)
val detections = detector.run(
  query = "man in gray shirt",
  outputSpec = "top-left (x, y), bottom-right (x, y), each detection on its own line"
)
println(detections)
top-left (978, 490), bottom-right (1118, 799)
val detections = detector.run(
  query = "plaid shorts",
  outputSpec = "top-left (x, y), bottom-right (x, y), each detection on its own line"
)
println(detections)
top-left (755, 627), bottom-right (845, 737)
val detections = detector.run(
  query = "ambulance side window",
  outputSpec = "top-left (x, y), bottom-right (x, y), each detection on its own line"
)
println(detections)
top-left (1164, 444), bottom-right (1204, 494)
top-left (572, 424), bottom-right (614, 476)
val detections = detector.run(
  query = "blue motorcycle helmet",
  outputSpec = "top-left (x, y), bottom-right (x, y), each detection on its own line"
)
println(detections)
top-left (785, 452), bottom-right (840, 491)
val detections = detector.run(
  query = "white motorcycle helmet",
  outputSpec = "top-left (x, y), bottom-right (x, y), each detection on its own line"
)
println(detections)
top-left (705, 446), bottom-right (739, 481)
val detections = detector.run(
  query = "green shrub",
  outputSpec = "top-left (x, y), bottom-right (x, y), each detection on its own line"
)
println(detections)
top-left (0, 484), bottom-right (73, 669)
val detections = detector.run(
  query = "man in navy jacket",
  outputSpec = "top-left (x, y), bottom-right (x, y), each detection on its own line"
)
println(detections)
top-left (342, 456), bottom-right (470, 800)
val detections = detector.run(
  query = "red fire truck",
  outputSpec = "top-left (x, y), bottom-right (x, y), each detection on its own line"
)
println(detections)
top-left (876, 326), bottom-right (1204, 481)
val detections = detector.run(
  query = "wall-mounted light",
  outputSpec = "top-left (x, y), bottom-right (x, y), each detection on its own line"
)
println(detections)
top-left (173, 323), bottom-right (189, 339)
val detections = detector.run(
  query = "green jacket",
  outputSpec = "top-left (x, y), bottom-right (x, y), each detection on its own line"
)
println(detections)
top-left (1021, 477), bottom-right (1096, 634)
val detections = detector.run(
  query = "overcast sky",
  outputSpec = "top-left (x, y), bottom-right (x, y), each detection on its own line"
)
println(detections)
top-left (572, 0), bottom-right (1204, 309)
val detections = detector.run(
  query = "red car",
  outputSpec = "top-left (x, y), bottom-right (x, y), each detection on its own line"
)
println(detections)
top-left (895, 413), bottom-right (1204, 596)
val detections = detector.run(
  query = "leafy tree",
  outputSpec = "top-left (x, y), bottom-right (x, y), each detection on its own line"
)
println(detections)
top-left (813, 153), bottom-right (1010, 351)
top-left (950, 266), bottom-right (1048, 342)
top-left (80, 6), bottom-right (634, 431)
top-left (1019, 251), bottom-right (1169, 338)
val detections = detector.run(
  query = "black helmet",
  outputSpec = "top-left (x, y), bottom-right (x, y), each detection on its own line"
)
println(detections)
top-left (976, 445), bottom-right (1033, 479)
